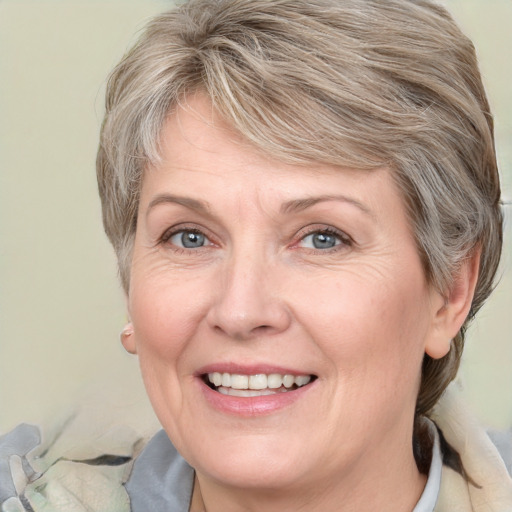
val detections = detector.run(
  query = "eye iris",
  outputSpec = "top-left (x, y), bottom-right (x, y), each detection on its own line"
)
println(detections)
top-left (313, 232), bottom-right (337, 249)
top-left (181, 231), bottom-right (205, 248)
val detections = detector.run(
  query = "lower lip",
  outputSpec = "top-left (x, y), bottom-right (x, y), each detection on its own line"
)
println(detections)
top-left (198, 379), bottom-right (316, 416)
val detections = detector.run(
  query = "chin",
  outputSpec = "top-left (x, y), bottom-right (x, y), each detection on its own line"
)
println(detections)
top-left (178, 425), bottom-right (333, 491)
top-left (198, 453), bottom-right (307, 490)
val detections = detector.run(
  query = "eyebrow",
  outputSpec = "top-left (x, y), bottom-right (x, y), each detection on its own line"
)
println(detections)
top-left (146, 193), bottom-right (373, 219)
top-left (281, 195), bottom-right (374, 217)
top-left (146, 194), bottom-right (211, 216)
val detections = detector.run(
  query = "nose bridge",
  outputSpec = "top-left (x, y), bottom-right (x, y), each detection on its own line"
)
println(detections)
top-left (207, 241), bottom-right (290, 340)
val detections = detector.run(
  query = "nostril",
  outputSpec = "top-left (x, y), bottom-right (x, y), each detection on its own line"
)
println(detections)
top-left (207, 293), bottom-right (292, 340)
top-left (253, 325), bottom-right (272, 333)
top-left (211, 323), bottom-right (275, 341)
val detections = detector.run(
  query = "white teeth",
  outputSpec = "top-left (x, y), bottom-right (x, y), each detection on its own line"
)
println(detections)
top-left (230, 374), bottom-right (249, 389)
top-left (209, 372), bottom-right (223, 387)
top-left (267, 374), bottom-right (283, 389)
top-left (218, 387), bottom-right (277, 397)
top-left (295, 375), bottom-right (311, 387)
top-left (249, 374), bottom-right (267, 390)
top-left (206, 372), bottom-right (312, 392)
top-left (283, 374), bottom-right (294, 388)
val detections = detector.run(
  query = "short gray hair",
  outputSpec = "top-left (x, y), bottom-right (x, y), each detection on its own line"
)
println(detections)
top-left (97, 0), bottom-right (503, 416)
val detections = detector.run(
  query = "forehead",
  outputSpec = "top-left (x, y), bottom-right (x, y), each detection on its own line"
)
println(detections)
top-left (139, 95), bottom-right (413, 238)
top-left (154, 93), bottom-right (383, 183)
top-left (157, 91), bottom-right (387, 175)
top-left (159, 94), bottom-right (266, 172)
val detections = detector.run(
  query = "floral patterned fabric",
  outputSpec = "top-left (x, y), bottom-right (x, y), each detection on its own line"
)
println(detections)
top-left (0, 414), bottom-right (143, 512)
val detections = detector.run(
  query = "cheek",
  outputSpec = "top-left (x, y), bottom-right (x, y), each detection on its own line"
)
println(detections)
top-left (127, 262), bottom-right (213, 378)
top-left (127, 266), bottom-right (213, 428)
top-left (292, 267), bottom-right (430, 390)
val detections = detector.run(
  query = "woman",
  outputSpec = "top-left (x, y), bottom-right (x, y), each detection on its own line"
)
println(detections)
top-left (1, 0), bottom-right (511, 510)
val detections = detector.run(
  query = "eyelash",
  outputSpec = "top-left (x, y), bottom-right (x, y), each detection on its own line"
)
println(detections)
top-left (160, 226), bottom-right (214, 252)
top-left (295, 226), bottom-right (352, 252)
top-left (159, 225), bottom-right (352, 253)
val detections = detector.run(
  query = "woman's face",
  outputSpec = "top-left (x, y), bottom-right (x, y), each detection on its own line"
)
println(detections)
top-left (128, 95), bottom-right (445, 491)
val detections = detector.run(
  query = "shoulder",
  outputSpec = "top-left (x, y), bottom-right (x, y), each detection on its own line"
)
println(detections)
top-left (126, 430), bottom-right (195, 512)
top-left (432, 386), bottom-right (512, 511)
top-left (488, 428), bottom-right (512, 477)
top-left (0, 415), bottom-right (147, 512)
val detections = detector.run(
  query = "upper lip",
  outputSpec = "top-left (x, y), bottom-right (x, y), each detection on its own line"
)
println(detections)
top-left (196, 363), bottom-right (315, 377)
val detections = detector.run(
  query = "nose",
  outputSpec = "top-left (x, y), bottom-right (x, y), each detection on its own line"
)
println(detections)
top-left (206, 252), bottom-right (291, 341)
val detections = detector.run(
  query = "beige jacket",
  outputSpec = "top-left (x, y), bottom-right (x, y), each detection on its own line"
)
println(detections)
top-left (433, 388), bottom-right (512, 512)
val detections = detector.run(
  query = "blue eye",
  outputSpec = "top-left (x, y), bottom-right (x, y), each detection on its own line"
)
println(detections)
top-left (169, 230), bottom-right (209, 249)
top-left (300, 231), bottom-right (343, 250)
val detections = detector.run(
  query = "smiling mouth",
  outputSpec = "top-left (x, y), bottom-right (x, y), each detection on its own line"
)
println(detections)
top-left (202, 372), bottom-right (317, 397)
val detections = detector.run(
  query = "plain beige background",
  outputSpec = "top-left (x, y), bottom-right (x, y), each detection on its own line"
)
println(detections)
top-left (0, 0), bottom-right (511, 434)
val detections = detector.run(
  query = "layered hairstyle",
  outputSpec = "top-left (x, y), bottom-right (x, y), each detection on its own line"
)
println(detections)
top-left (97, 0), bottom-right (502, 419)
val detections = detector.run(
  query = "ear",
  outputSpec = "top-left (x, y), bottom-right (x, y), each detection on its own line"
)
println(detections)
top-left (120, 322), bottom-right (137, 354)
top-left (425, 248), bottom-right (481, 359)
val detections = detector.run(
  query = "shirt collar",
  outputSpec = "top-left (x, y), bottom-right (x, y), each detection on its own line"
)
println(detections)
top-left (413, 419), bottom-right (442, 512)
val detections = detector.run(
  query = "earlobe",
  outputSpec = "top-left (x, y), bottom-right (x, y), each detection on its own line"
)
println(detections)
top-left (120, 322), bottom-right (137, 354)
top-left (425, 248), bottom-right (481, 360)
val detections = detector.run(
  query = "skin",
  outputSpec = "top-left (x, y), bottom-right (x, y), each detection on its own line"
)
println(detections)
top-left (124, 94), bottom-right (478, 512)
